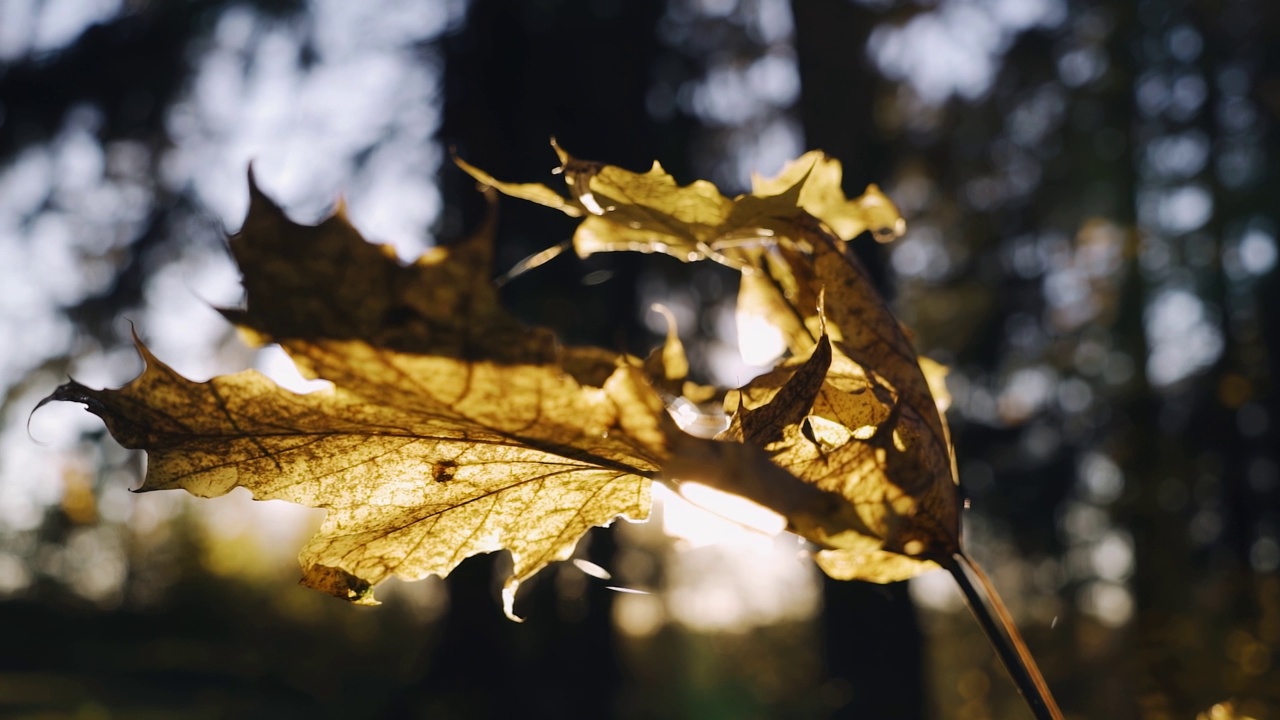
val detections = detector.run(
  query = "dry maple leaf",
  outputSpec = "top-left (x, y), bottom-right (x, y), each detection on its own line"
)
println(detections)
top-left (40, 172), bottom-right (878, 619)
top-left (751, 221), bottom-right (961, 576)
top-left (47, 339), bottom-right (658, 617)
top-left (42, 178), bottom-right (671, 619)
top-left (458, 143), bottom-right (904, 260)
top-left (466, 147), bottom-right (1061, 720)
top-left (456, 142), bottom-right (899, 271)
top-left (42, 148), bottom-right (1064, 717)
top-left (466, 147), bottom-right (960, 579)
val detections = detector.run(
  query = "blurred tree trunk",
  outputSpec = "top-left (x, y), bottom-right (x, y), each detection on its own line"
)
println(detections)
top-left (384, 1), bottom-right (662, 716)
top-left (791, 2), bottom-right (926, 718)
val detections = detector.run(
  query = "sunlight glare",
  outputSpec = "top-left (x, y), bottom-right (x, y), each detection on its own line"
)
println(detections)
top-left (674, 482), bottom-right (787, 541)
top-left (737, 311), bottom-right (787, 366)
top-left (579, 191), bottom-right (606, 215)
top-left (255, 345), bottom-right (335, 394)
top-left (194, 487), bottom-right (325, 581)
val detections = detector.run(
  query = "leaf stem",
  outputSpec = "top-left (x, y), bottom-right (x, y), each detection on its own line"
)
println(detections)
top-left (945, 552), bottom-right (1063, 720)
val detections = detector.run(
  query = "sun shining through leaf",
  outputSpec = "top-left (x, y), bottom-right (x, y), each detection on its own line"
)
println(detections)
top-left (41, 180), bottom-right (669, 620)
top-left (40, 145), bottom-right (1066, 717)
top-left (736, 310), bottom-right (788, 367)
top-left (460, 147), bottom-right (1062, 717)
top-left (466, 144), bottom-right (960, 569)
top-left (46, 150), bottom-right (959, 613)
top-left (676, 482), bottom-right (788, 538)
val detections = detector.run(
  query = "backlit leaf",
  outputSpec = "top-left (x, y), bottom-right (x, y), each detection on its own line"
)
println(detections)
top-left (742, 219), bottom-right (962, 570)
top-left (45, 150), bottom-right (953, 618)
top-left (476, 150), bottom-right (959, 581)
top-left (45, 342), bottom-right (658, 617)
top-left (458, 148), bottom-right (1057, 719)
top-left (750, 151), bottom-right (906, 243)
top-left (44, 181), bottom-right (670, 619)
top-left (459, 141), bottom-right (809, 268)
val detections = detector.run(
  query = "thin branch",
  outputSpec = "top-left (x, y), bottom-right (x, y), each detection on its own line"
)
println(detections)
top-left (945, 551), bottom-right (1064, 720)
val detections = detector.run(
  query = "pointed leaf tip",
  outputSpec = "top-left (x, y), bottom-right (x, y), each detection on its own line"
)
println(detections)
top-left (502, 578), bottom-right (525, 623)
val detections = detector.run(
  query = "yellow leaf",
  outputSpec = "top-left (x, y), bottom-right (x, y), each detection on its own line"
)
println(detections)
top-left (453, 153), bottom-right (584, 219)
top-left (736, 261), bottom-right (816, 360)
top-left (44, 180), bottom-right (671, 620)
top-left (47, 152), bottom-right (948, 618)
top-left (561, 152), bottom-right (733, 259)
top-left (643, 304), bottom-right (690, 394)
top-left (473, 150), bottom-right (957, 581)
top-left (464, 147), bottom-right (901, 358)
top-left (724, 325), bottom-right (953, 576)
top-left (756, 223), bottom-right (961, 568)
top-left (226, 170), bottom-right (546, 366)
top-left (463, 148), bottom-right (1060, 720)
top-left (751, 151), bottom-right (906, 243)
top-left (728, 218), bottom-right (958, 569)
top-left (48, 335), bottom-right (665, 619)
top-left (460, 142), bottom-right (811, 268)
top-left (814, 544), bottom-right (934, 583)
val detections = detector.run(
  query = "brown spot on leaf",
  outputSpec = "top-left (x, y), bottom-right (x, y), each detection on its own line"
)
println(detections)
top-left (433, 460), bottom-right (457, 483)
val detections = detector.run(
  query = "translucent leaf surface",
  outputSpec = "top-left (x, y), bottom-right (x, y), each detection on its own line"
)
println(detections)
top-left (473, 149), bottom-right (960, 581)
top-left (45, 181), bottom-right (665, 619)
top-left (46, 151), bottom-right (955, 617)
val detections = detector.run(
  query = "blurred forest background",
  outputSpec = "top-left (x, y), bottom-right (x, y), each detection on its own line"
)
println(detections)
top-left (2, 0), bottom-right (1278, 718)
